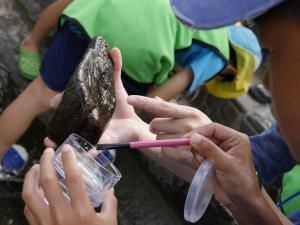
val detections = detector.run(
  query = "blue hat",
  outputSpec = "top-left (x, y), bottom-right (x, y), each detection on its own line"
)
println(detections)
top-left (171, 0), bottom-right (286, 29)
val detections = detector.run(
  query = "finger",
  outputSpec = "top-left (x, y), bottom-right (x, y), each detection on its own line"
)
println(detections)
top-left (127, 95), bottom-right (190, 118)
top-left (44, 137), bottom-right (57, 149)
top-left (100, 189), bottom-right (118, 218)
top-left (39, 148), bottom-right (65, 210)
top-left (192, 156), bottom-right (200, 169)
top-left (61, 145), bottom-right (93, 211)
top-left (189, 133), bottom-right (233, 171)
top-left (50, 93), bottom-right (63, 109)
top-left (150, 118), bottom-right (195, 134)
top-left (22, 165), bottom-right (48, 224)
top-left (161, 146), bottom-right (194, 168)
top-left (191, 123), bottom-right (244, 143)
top-left (24, 206), bottom-right (40, 225)
top-left (109, 48), bottom-right (123, 90)
top-left (156, 133), bottom-right (184, 140)
top-left (150, 118), bottom-right (176, 133)
top-left (192, 152), bottom-right (204, 165)
top-left (38, 184), bottom-right (46, 199)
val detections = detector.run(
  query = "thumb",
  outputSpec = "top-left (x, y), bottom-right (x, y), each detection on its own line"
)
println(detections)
top-left (189, 133), bottom-right (232, 172)
top-left (44, 137), bottom-right (57, 149)
top-left (109, 48), bottom-right (123, 90)
top-left (98, 132), bottom-right (112, 144)
top-left (100, 189), bottom-right (118, 217)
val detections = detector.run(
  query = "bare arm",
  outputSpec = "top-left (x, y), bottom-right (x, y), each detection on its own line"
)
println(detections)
top-left (147, 67), bottom-right (193, 101)
top-left (27, 0), bottom-right (72, 46)
top-left (262, 189), bottom-right (293, 225)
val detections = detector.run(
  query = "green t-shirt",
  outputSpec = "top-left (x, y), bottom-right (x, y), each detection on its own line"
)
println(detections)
top-left (281, 165), bottom-right (300, 215)
top-left (62, 0), bottom-right (229, 84)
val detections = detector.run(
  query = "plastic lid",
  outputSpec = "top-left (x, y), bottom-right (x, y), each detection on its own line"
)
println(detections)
top-left (184, 160), bottom-right (215, 223)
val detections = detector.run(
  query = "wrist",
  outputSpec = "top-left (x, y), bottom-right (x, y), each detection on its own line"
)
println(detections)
top-left (228, 191), bottom-right (281, 225)
top-left (228, 190), bottom-right (265, 214)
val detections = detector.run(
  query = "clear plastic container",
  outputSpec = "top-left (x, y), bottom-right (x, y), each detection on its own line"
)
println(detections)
top-left (54, 133), bottom-right (121, 207)
top-left (184, 160), bottom-right (215, 223)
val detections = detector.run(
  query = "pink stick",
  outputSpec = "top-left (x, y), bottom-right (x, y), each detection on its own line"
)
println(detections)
top-left (130, 138), bottom-right (190, 149)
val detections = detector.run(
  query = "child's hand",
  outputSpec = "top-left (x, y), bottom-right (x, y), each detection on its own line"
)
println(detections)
top-left (127, 95), bottom-right (211, 168)
top-left (22, 147), bottom-right (118, 225)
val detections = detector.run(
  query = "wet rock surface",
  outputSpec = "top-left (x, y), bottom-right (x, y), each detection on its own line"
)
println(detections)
top-left (115, 151), bottom-right (186, 225)
top-left (48, 37), bottom-right (116, 145)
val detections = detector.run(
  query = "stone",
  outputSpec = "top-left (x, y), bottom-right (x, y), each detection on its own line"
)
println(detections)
top-left (47, 37), bottom-right (116, 145)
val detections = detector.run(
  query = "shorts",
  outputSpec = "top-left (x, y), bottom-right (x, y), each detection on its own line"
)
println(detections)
top-left (121, 73), bottom-right (150, 96)
top-left (40, 22), bottom-right (88, 92)
top-left (40, 22), bottom-right (150, 95)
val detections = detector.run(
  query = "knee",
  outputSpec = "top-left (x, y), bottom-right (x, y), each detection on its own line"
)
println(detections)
top-left (26, 77), bottom-right (55, 110)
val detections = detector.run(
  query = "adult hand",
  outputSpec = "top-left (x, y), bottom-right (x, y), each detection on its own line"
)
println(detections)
top-left (188, 123), bottom-right (281, 225)
top-left (127, 95), bottom-right (211, 168)
top-left (22, 146), bottom-right (118, 225)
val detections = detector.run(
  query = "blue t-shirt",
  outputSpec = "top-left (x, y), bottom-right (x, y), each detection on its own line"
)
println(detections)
top-left (250, 124), bottom-right (296, 184)
top-left (250, 124), bottom-right (300, 224)
top-left (175, 43), bottom-right (226, 93)
top-left (289, 210), bottom-right (300, 225)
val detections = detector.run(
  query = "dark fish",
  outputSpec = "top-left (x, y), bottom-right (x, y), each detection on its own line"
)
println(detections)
top-left (47, 36), bottom-right (116, 145)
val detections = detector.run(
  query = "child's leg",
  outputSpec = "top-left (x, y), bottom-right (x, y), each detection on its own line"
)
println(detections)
top-left (0, 22), bottom-right (88, 159)
top-left (0, 76), bottom-right (57, 158)
top-left (22, 0), bottom-right (72, 52)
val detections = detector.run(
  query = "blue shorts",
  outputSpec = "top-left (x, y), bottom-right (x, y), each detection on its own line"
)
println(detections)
top-left (40, 22), bottom-right (150, 95)
top-left (40, 23), bottom-right (88, 92)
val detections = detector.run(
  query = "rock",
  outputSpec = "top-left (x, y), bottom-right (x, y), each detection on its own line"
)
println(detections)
top-left (47, 36), bottom-right (116, 145)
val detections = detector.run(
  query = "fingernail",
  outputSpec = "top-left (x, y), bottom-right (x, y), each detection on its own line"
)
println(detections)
top-left (195, 154), bottom-right (204, 163)
top-left (43, 148), bottom-right (54, 155)
top-left (61, 144), bottom-right (72, 153)
top-left (190, 133), bottom-right (203, 145)
top-left (30, 164), bottom-right (39, 170)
